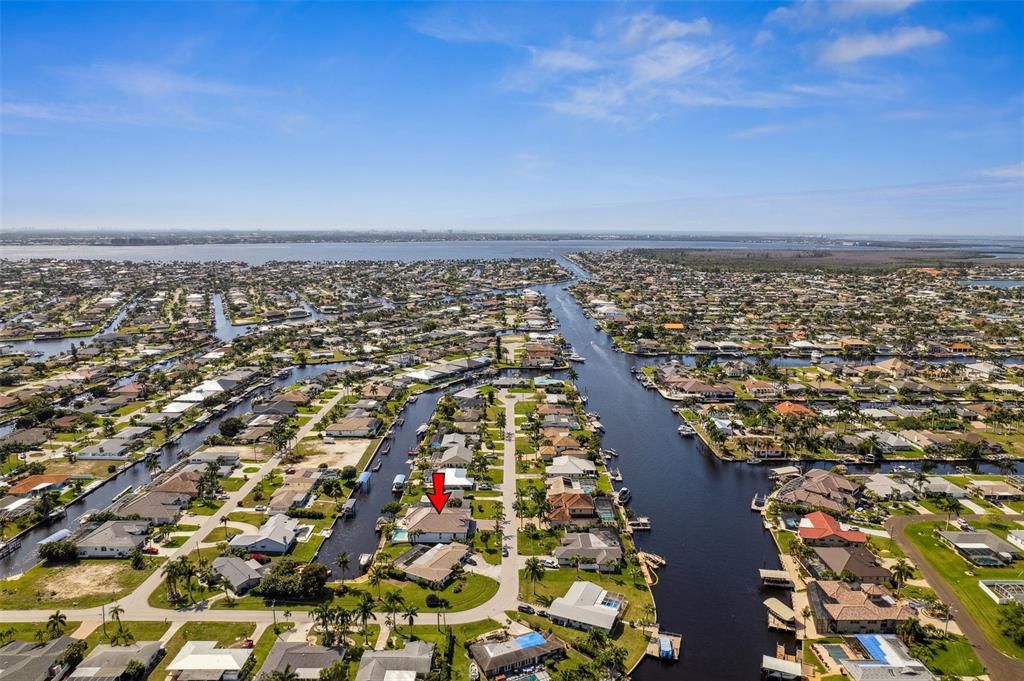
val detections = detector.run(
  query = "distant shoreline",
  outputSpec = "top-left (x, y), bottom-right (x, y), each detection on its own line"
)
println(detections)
top-left (2, 231), bottom-right (1021, 252)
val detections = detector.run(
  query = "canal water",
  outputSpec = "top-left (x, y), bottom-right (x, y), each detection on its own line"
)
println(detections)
top-left (0, 361), bottom-right (348, 578)
top-left (4, 241), bottom-right (1024, 678)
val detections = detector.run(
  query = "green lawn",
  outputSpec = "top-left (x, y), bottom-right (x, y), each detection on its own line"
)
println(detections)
top-left (213, 573), bottom-right (499, 613)
top-left (920, 634), bottom-right (986, 677)
top-left (518, 565), bottom-right (654, 622)
top-left (227, 511), bottom-right (266, 527)
top-left (397, 619), bottom-right (502, 681)
top-left (470, 499), bottom-right (502, 520)
top-left (203, 526), bottom-right (242, 543)
top-left (82, 620), bottom-right (171, 653)
top-left (904, 520), bottom-right (1024, 660)
top-left (517, 528), bottom-right (562, 555)
top-left (150, 621), bottom-right (255, 681)
top-left (0, 621), bottom-right (81, 642)
top-left (219, 477), bottom-right (245, 492)
top-left (250, 622), bottom-right (295, 672)
top-left (0, 558), bottom-right (163, 610)
top-left (187, 498), bottom-right (224, 516)
top-left (290, 535), bottom-right (325, 562)
top-left (470, 534), bottom-right (502, 565)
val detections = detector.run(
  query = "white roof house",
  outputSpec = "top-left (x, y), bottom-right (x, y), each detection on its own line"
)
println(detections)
top-left (547, 581), bottom-right (623, 633)
top-left (167, 641), bottom-right (251, 680)
top-left (440, 468), bottom-right (474, 490)
top-left (229, 513), bottom-right (299, 555)
top-left (546, 456), bottom-right (596, 479)
top-left (863, 474), bottom-right (915, 501)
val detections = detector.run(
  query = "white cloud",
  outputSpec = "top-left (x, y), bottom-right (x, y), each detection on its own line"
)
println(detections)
top-left (730, 123), bottom-right (789, 139)
top-left (977, 162), bottom-right (1024, 179)
top-left (622, 12), bottom-right (711, 44)
top-left (630, 42), bottom-right (721, 83)
top-left (768, 0), bottom-right (919, 29)
top-left (754, 30), bottom-right (774, 47)
top-left (820, 26), bottom-right (946, 64)
top-left (531, 48), bottom-right (599, 72)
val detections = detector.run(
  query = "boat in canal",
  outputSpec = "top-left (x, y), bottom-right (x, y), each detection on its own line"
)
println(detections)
top-left (391, 474), bottom-right (406, 493)
top-left (371, 459), bottom-right (382, 472)
top-left (415, 423), bottom-right (428, 437)
top-left (751, 494), bottom-right (767, 512)
top-left (677, 424), bottom-right (695, 436)
top-left (617, 487), bottom-right (632, 503)
top-left (358, 553), bottom-right (373, 568)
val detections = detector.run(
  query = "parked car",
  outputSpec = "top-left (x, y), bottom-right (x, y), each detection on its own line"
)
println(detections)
top-left (255, 505), bottom-right (267, 512)
top-left (517, 604), bottom-right (535, 614)
top-left (502, 546), bottom-right (509, 557)
top-left (465, 557), bottom-right (478, 566)
top-left (241, 639), bottom-right (254, 649)
top-left (142, 546), bottom-right (159, 555)
top-left (539, 557), bottom-right (558, 569)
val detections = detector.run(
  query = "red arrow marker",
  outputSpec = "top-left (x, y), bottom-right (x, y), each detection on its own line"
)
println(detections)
top-left (426, 471), bottom-right (451, 514)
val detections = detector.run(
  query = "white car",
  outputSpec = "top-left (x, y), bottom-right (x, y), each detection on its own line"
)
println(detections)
top-left (539, 557), bottom-right (558, 569)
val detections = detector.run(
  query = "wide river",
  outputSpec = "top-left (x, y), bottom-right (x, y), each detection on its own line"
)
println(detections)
top-left (4, 239), bottom-right (1024, 679)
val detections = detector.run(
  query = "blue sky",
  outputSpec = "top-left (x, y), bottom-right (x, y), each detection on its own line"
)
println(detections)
top-left (2, 1), bottom-right (1022, 236)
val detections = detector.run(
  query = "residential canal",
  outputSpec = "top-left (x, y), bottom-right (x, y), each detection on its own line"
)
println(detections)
top-left (0, 361), bottom-right (348, 578)
top-left (316, 391), bottom-right (442, 577)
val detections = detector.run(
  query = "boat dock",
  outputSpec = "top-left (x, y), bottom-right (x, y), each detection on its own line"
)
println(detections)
top-left (0, 538), bottom-right (22, 560)
top-left (644, 627), bottom-right (682, 662)
top-left (627, 517), bottom-right (652, 532)
top-left (759, 569), bottom-right (795, 590)
top-left (637, 551), bottom-right (666, 586)
top-left (764, 598), bottom-right (797, 632)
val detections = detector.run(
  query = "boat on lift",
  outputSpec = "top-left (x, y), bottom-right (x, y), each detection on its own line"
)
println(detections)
top-left (677, 424), bottom-right (696, 436)
top-left (617, 487), bottom-right (632, 504)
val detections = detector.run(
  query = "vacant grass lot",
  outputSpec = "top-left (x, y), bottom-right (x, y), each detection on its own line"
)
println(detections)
top-left (905, 519), bottom-right (1024, 661)
top-left (0, 558), bottom-right (162, 610)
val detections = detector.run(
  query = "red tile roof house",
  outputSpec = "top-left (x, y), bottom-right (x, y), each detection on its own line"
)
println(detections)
top-left (798, 512), bottom-right (867, 547)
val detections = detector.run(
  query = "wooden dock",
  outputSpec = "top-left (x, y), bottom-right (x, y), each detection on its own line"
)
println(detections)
top-left (644, 627), bottom-right (682, 662)
top-left (637, 551), bottom-right (666, 586)
top-left (0, 538), bottom-right (22, 560)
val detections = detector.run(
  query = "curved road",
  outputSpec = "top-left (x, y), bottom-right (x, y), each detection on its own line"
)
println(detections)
top-left (886, 514), bottom-right (1024, 681)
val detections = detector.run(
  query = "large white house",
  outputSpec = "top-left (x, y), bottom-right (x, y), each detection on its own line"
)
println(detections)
top-left (228, 514), bottom-right (299, 555)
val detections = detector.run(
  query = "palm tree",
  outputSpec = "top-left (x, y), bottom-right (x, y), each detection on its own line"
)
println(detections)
top-left (524, 557), bottom-right (545, 595)
top-left (356, 594), bottom-right (375, 644)
top-left (46, 610), bottom-right (67, 640)
top-left (367, 566), bottom-right (386, 600)
top-left (896, 617), bottom-right (924, 646)
top-left (383, 591), bottom-right (405, 630)
top-left (891, 559), bottom-right (914, 598)
top-left (939, 496), bottom-right (963, 529)
top-left (335, 552), bottom-right (351, 588)
top-left (434, 597), bottom-right (450, 630)
top-left (800, 605), bottom-right (812, 634)
top-left (109, 604), bottom-right (125, 636)
top-left (180, 560), bottom-right (198, 603)
top-left (402, 603), bottom-right (419, 633)
top-left (571, 554), bottom-right (585, 578)
top-left (598, 644), bottom-right (627, 679)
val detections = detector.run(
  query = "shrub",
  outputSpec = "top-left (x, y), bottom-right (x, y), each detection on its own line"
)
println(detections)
top-left (38, 539), bottom-right (79, 563)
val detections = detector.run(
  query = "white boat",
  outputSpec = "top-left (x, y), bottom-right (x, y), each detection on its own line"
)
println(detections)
top-left (416, 423), bottom-right (428, 437)
top-left (747, 458), bottom-right (763, 465)
top-left (617, 487), bottom-right (632, 504)
top-left (408, 394), bottom-right (419, 403)
top-left (677, 424), bottom-right (695, 436)
top-left (568, 352), bottom-right (585, 363)
top-left (358, 553), bottom-right (373, 568)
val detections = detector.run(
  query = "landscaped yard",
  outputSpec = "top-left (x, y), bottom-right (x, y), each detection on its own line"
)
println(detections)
top-left (203, 526), bottom-right (242, 543)
top-left (394, 619), bottom-right (502, 681)
top-left (904, 519), bottom-right (1024, 660)
top-left (149, 621), bottom-right (255, 681)
top-left (1, 621), bottom-right (81, 642)
top-left (0, 558), bottom-right (163, 610)
top-left (82, 620), bottom-right (171, 653)
top-left (518, 528), bottom-right (562, 555)
top-left (518, 565), bottom-right (654, 623)
top-left (509, 609), bottom-right (650, 672)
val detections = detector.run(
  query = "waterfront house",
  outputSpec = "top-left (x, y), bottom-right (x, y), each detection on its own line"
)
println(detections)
top-left (355, 641), bottom-right (435, 681)
top-left (402, 505), bottom-right (475, 543)
top-left (7, 474), bottom-right (68, 497)
top-left (116, 490), bottom-right (188, 525)
top-left (921, 477), bottom-right (967, 498)
top-left (552, 529), bottom-right (623, 571)
top-left (777, 470), bottom-right (860, 514)
top-left (862, 474), bottom-right (915, 501)
top-left (469, 631), bottom-right (566, 679)
top-left (167, 641), bottom-right (251, 681)
top-left (76, 520), bottom-right (150, 558)
top-left (547, 492), bottom-right (598, 527)
top-left (808, 581), bottom-right (912, 634)
top-left (325, 417), bottom-right (381, 438)
top-left (798, 512), bottom-right (867, 547)
top-left (967, 480), bottom-right (1024, 502)
top-left (229, 513), bottom-right (299, 555)
top-left (546, 456), bottom-right (596, 479)
top-left (394, 542), bottom-right (469, 587)
top-left (812, 546), bottom-right (892, 585)
top-left (547, 581), bottom-right (625, 633)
